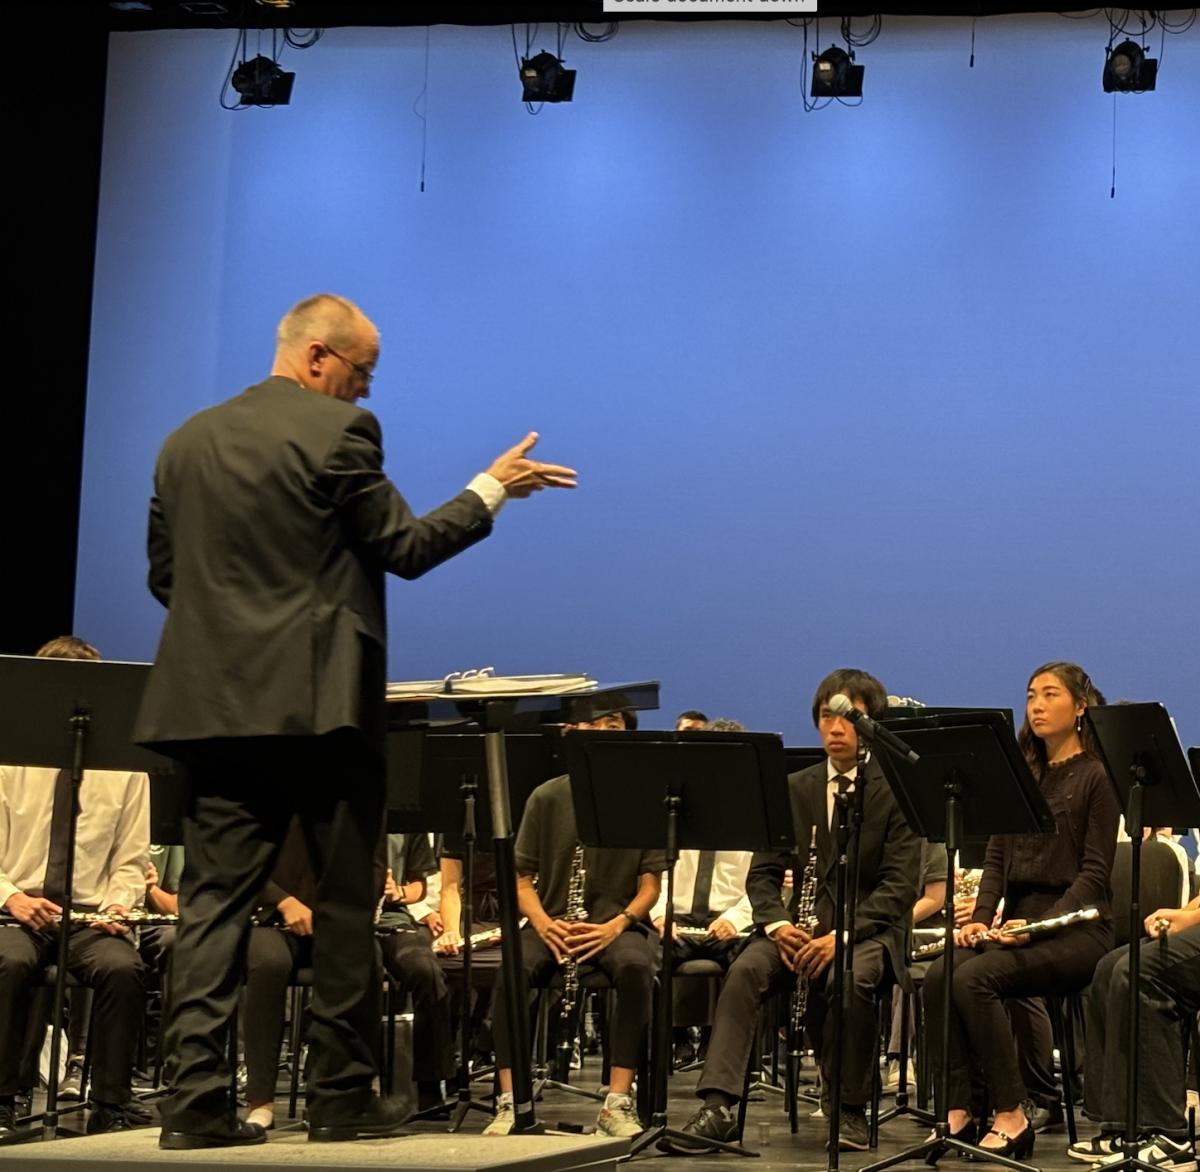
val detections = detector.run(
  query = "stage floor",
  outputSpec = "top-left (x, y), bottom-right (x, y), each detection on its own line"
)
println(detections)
top-left (0, 1055), bottom-right (1187, 1172)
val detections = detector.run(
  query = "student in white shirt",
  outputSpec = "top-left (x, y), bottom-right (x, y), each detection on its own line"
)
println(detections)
top-left (0, 637), bottom-right (151, 1140)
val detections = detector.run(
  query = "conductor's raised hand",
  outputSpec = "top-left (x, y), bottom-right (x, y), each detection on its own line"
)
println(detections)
top-left (486, 433), bottom-right (577, 499)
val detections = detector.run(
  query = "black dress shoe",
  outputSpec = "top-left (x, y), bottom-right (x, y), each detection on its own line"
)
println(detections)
top-left (308, 1095), bottom-right (413, 1143)
top-left (159, 1116), bottom-right (267, 1150)
top-left (87, 1105), bottom-right (133, 1135)
top-left (660, 1105), bottom-right (739, 1154)
top-left (977, 1125), bottom-right (1035, 1162)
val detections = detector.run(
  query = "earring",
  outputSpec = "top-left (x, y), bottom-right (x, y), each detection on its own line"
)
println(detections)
top-left (1076, 716), bottom-right (1083, 733)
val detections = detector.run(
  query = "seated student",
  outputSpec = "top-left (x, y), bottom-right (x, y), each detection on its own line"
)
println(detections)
top-left (924, 661), bottom-right (1118, 1162)
top-left (675, 711), bottom-right (709, 732)
top-left (1069, 894), bottom-right (1200, 1169)
top-left (376, 832), bottom-right (456, 1112)
top-left (483, 707), bottom-right (665, 1139)
top-left (671, 668), bottom-right (921, 1154)
top-left (0, 636), bottom-right (151, 1139)
top-left (652, 718), bottom-right (754, 1066)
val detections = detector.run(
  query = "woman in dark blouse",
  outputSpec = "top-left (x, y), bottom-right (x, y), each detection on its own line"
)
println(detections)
top-left (922, 661), bottom-right (1120, 1160)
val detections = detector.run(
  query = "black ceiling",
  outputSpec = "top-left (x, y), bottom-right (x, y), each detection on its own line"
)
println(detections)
top-left (64, 1), bottom-right (1198, 32)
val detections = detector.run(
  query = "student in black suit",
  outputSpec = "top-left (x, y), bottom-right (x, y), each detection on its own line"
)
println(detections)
top-left (133, 293), bottom-right (575, 1149)
top-left (670, 669), bottom-right (921, 1154)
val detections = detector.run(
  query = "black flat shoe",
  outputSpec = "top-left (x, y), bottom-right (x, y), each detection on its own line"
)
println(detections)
top-left (977, 1125), bottom-right (1035, 1162)
top-left (159, 1117), bottom-right (267, 1149)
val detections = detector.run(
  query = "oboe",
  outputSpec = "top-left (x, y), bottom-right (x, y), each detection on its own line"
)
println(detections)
top-left (789, 829), bottom-right (820, 1044)
top-left (556, 844), bottom-right (588, 1076)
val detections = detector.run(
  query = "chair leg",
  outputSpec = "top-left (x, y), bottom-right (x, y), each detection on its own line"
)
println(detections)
top-left (228, 1002), bottom-right (240, 1109)
top-left (1048, 996), bottom-right (1078, 1145)
top-left (287, 986), bottom-right (304, 1120)
top-left (737, 1020), bottom-right (758, 1144)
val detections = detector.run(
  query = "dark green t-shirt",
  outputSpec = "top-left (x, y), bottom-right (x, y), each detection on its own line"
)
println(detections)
top-left (514, 775), bottom-right (666, 924)
top-left (148, 843), bottom-right (185, 895)
top-left (378, 832), bottom-right (438, 931)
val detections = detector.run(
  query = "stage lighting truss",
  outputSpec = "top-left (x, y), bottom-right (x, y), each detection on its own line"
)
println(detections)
top-left (1103, 39), bottom-right (1158, 92)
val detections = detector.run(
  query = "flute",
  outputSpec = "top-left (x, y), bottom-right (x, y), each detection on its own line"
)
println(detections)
top-left (676, 925), bottom-right (752, 940)
top-left (962, 906), bottom-right (1100, 946)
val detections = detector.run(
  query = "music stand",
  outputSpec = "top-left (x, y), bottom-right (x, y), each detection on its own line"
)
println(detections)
top-left (0, 655), bottom-right (166, 1144)
top-left (386, 680), bottom-right (660, 1137)
top-left (858, 710), bottom-right (1056, 1172)
top-left (563, 727), bottom-right (795, 1159)
top-left (385, 729), bottom-right (562, 1129)
top-left (1086, 704), bottom-right (1200, 1172)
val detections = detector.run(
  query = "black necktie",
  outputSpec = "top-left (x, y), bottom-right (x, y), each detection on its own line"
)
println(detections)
top-left (690, 850), bottom-right (717, 924)
top-left (43, 769), bottom-right (76, 908)
top-left (830, 774), bottom-right (852, 827)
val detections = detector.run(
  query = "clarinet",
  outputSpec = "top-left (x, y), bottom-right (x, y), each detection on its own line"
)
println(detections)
top-left (556, 844), bottom-right (589, 1076)
top-left (789, 829), bottom-right (820, 1046)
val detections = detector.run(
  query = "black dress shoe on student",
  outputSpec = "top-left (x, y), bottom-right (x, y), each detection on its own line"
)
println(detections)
top-left (87, 1104), bottom-right (133, 1135)
top-left (308, 1094), bottom-right (413, 1143)
top-left (159, 1115), bottom-right (267, 1149)
top-left (661, 1105), bottom-right (739, 1154)
top-left (835, 1107), bottom-right (870, 1152)
top-left (978, 1125), bottom-right (1036, 1162)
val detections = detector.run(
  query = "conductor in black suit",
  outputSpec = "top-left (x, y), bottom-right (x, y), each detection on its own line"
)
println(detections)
top-left (134, 293), bottom-right (576, 1149)
top-left (670, 669), bottom-right (921, 1155)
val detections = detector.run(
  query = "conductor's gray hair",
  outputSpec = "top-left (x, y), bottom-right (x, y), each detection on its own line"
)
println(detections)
top-left (276, 293), bottom-right (367, 353)
top-left (704, 718), bottom-right (747, 732)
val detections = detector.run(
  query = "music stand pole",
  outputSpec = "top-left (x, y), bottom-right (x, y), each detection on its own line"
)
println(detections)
top-left (484, 731), bottom-right (543, 1135)
top-left (1108, 775), bottom-right (1158, 1172)
top-left (630, 789), bottom-right (758, 1159)
top-left (443, 774), bottom-right (494, 1131)
top-left (40, 711), bottom-right (90, 1140)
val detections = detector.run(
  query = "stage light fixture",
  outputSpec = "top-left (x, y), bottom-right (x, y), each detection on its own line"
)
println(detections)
top-left (231, 54), bottom-right (295, 105)
top-left (1103, 39), bottom-right (1157, 92)
top-left (519, 51), bottom-right (576, 103)
top-left (811, 45), bottom-right (864, 99)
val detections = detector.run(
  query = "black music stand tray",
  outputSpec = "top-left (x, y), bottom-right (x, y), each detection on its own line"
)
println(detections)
top-left (386, 729), bottom-right (562, 1129)
top-left (563, 727), bottom-right (795, 1160)
top-left (1087, 704), bottom-right (1200, 1172)
top-left (0, 655), bottom-right (166, 1146)
top-left (859, 710), bottom-right (1056, 1172)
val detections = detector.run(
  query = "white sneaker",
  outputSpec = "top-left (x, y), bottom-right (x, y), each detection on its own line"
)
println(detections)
top-left (1069, 1134), bottom-right (1122, 1162)
top-left (483, 1094), bottom-right (514, 1136)
top-left (597, 1093), bottom-right (643, 1138)
top-left (1098, 1136), bottom-right (1196, 1172)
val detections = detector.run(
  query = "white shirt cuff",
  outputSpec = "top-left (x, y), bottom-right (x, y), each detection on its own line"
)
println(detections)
top-left (764, 920), bottom-right (791, 939)
top-left (467, 472), bottom-right (507, 517)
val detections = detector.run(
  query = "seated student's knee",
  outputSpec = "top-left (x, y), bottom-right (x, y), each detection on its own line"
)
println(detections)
top-left (0, 945), bottom-right (38, 986)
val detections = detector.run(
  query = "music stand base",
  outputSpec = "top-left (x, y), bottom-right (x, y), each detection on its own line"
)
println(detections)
top-left (860, 1135), bottom-right (1041, 1172)
top-left (630, 1121), bottom-right (760, 1159)
top-left (445, 1095), bottom-right (495, 1132)
top-left (533, 1077), bottom-right (605, 1103)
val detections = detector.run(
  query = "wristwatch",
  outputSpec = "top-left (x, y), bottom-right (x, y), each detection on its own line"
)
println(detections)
top-left (619, 910), bottom-right (638, 928)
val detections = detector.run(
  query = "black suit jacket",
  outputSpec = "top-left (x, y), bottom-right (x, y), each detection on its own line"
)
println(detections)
top-left (134, 376), bottom-right (493, 749)
top-left (746, 756), bottom-right (922, 982)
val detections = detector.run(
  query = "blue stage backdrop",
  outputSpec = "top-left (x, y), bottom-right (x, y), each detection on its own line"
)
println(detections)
top-left (77, 16), bottom-right (1200, 748)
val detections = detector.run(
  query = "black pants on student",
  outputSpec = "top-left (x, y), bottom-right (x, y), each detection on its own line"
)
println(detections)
top-left (698, 934), bottom-right (887, 1107)
top-left (923, 920), bottom-right (1111, 1115)
top-left (378, 927), bottom-right (455, 1083)
top-left (243, 927), bottom-right (312, 1105)
top-left (161, 732), bottom-right (385, 1132)
top-left (1084, 924), bottom-right (1200, 1139)
top-left (0, 925), bottom-right (144, 1106)
top-left (491, 925), bottom-right (656, 1072)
